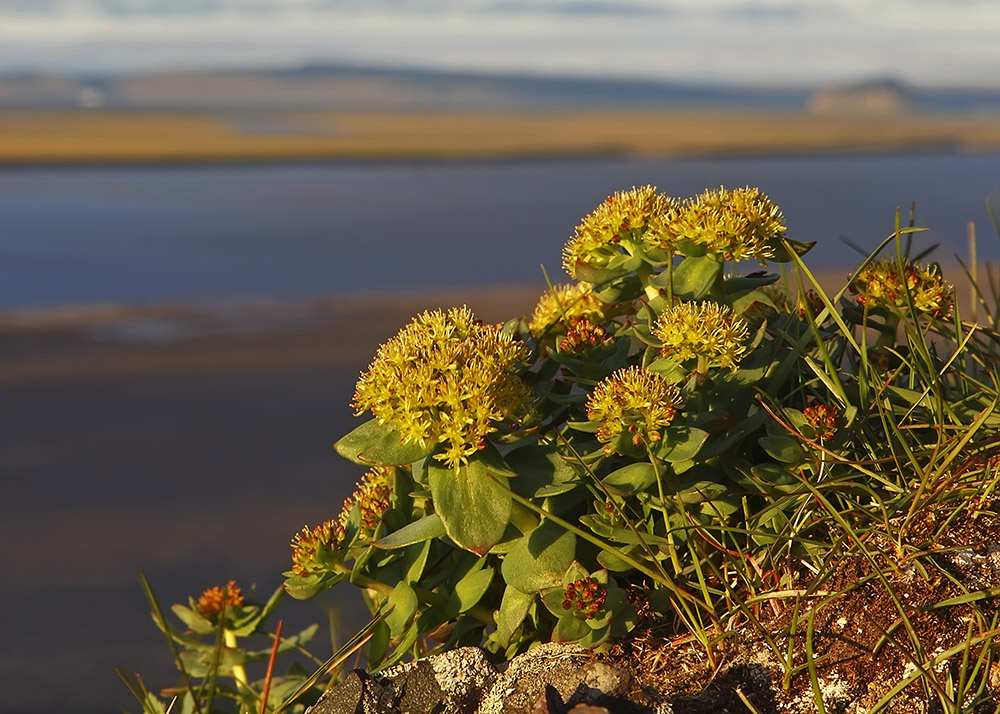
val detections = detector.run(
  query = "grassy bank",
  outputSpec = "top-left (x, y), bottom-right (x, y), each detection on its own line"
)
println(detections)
top-left (1, 109), bottom-right (999, 164)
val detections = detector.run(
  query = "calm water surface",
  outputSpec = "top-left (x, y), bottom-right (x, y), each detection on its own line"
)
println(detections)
top-left (1, 153), bottom-right (998, 310)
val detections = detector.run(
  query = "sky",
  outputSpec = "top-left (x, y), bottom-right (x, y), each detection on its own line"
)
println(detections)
top-left (0, 0), bottom-right (998, 87)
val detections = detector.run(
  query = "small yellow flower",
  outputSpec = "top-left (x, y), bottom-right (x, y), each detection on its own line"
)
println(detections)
top-left (667, 186), bottom-right (785, 263)
top-left (653, 302), bottom-right (749, 369)
top-left (528, 282), bottom-right (609, 336)
top-left (290, 520), bottom-right (346, 576)
top-left (586, 366), bottom-right (683, 454)
top-left (341, 467), bottom-right (393, 535)
top-left (353, 306), bottom-right (531, 468)
top-left (562, 186), bottom-right (676, 278)
top-left (196, 580), bottom-right (244, 619)
top-left (851, 259), bottom-right (953, 316)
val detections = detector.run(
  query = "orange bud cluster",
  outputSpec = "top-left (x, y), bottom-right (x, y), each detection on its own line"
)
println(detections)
top-left (562, 577), bottom-right (607, 620)
top-left (803, 404), bottom-right (841, 441)
top-left (196, 580), bottom-right (244, 619)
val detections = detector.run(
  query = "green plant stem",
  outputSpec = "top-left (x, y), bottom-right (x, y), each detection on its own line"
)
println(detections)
top-left (224, 629), bottom-right (249, 689)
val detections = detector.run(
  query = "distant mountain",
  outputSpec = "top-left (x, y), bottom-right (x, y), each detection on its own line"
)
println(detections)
top-left (0, 65), bottom-right (809, 111)
top-left (0, 65), bottom-right (998, 113)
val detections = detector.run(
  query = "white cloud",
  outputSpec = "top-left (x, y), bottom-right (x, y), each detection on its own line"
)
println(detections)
top-left (0, 0), bottom-right (997, 87)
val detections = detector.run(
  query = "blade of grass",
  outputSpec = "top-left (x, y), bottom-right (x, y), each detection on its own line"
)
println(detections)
top-left (259, 619), bottom-right (283, 714)
top-left (139, 570), bottom-right (204, 714)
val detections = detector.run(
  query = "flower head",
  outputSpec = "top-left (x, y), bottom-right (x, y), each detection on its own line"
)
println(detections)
top-left (352, 306), bottom-right (531, 468)
top-left (562, 186), bottom-right (676, 278)
top-left (851, 259), bottom-right (953, 316)
top-left (559, 318), bottom-right (611, 354)
top-left (196, 580), bottom-right (244, 619)
top-left (586, 366), bottom-right (683, 455)
top-left (528, 282), bottom-right (609, 337)
top-left (803, 404), bottom-right (841, 441)
top-left (561, 577), bottom-right (608, 621)
top-left (341, 467), bottom-right (393, 535)
top-left (667, 186), bottom-right (785, 263)
top-left (290, 520), bottom-right (346, 576)
top-left (653, 302), bottom-right (749, 369)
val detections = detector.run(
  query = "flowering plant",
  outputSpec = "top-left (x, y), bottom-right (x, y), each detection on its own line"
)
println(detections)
top-left (282, 184), bottom-right (993, 686)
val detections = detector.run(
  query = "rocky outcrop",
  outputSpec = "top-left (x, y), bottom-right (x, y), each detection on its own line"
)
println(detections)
top-left (305, 642), bottom-right (663, 714)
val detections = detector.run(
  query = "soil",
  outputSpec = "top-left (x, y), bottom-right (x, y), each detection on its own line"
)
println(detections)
top-left (603, 505), bottom-right (1000, 713)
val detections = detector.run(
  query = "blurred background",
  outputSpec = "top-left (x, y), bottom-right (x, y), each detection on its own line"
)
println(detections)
top-left (1, 2), bottom-right (999, 712)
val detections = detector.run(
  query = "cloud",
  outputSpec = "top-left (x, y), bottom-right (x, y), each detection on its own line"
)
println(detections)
top-left (0, 0), bottom-right (997, 87)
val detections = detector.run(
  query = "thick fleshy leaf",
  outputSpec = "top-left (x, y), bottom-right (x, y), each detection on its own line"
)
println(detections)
top-left (572, 260), bottom-right (628, 284)
top-left (505, 443), bottom-right (580, 498)
top-left (451, 563), bottom-right (495, 614)
top-left (495, 585), bottom-right (534, 644)
top-left (769, 238), bottom-right (815, 263)
top-left (602, 462), bottom-right (657, 493)
top-left (759, 435), bottom-right (807, 465)
top-left (723, 273), bottom-right (780, 293)
top-left (334, 419), bottom-right (431, 467)
top-left (428, 456), bottom-right (512, 556)
top-left (666, 255), bottom-right (723, 301)
top-left (654, 426), bottom-right (710, 463)
top-left (282, 572), bottom-right (341, 600)
top-left (385, 581), bottom-right (419, 636)
top-left (552, 614), bottom-right (591, 642)
top-left (371, 514), bottom-right (446, 550)
top-left (501, 519), bottom-right (577, 594)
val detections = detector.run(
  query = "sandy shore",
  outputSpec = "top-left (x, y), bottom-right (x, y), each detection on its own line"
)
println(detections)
top-left (2, 109), bottom-right (999, 164)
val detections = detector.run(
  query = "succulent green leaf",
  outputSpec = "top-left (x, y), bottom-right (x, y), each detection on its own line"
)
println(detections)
top-left (602, 462), bottom-right (657, 493)
top-left (371, 514), bottom-right (446, 550)
top-left (501, 519), bottom-right (577, 593)
top-left (505, 443), bottom-right (581, 498)
top-left (573, 260), bottom-right (628, 284)
top-left (385, 581), bottom-right (418, 636)
top-left (769, 238), bottom-right (815, 262)
top-left (552, 613), bottom-right (591, 642)
top-left (654, 426), bottom-right (710, 462)
top-left (451, 563), bottom-right (495, 614)
top-left (495, 585), bottom-right (534, 644)
top-left (282, 572), bottom-right (341, 600)
top-left (759, 435), bottom-right (807, 464)
top-left (668, 255), bottom-right (723, 300)
top-left (170, 604), bottom-right (214, 635)
top-left (428, 457), bottom-right (512, 556)
top-left (334, 418), bottom-right (431, 467)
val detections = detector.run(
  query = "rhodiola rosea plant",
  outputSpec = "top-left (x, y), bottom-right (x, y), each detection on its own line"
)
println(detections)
top-left (275, 184), bottom-right (1000, 709)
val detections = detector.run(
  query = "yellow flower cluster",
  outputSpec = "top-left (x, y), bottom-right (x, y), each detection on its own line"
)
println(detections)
top-left (586, 366), bottom-right (683, 454)
top-left (290, 467), bottom-right (395, 576)
top-left (528, 282), bottom-right (608, 336)
top-left (653, 302), bottom-right (749, 369)
top-left (290, 519), bottom-right (346, 576)
top-left (352, 306), bottom-right (531, 468)
top-left (667, 186), bottom-right (785, 263)
top-left (196, 579), bottom-right (244, 619)
top-left (290, 468), bottom-right (395, 575)
top-left (560, 318), bottom-right (611, 354)
top-left (341, 467), bottom-right (393, 534)
top-left (562, 185), bottom-right (676, 278)
top-left (851, 259), bottom-right (953, 316)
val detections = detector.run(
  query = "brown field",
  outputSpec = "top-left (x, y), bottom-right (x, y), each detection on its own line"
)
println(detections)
top-left (1, 109), bottom-right (999, 163)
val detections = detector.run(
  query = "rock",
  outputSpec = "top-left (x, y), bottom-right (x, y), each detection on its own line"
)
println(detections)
top-left (305, 643), bottom-right (649, 714)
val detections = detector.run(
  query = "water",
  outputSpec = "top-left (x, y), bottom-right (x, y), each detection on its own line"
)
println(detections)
top-left (1, 153), bottom-right (998, 311)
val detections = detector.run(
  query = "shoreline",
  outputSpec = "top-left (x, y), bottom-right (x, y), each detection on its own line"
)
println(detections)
top-left (1, 109), bottom-right (999, 165)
